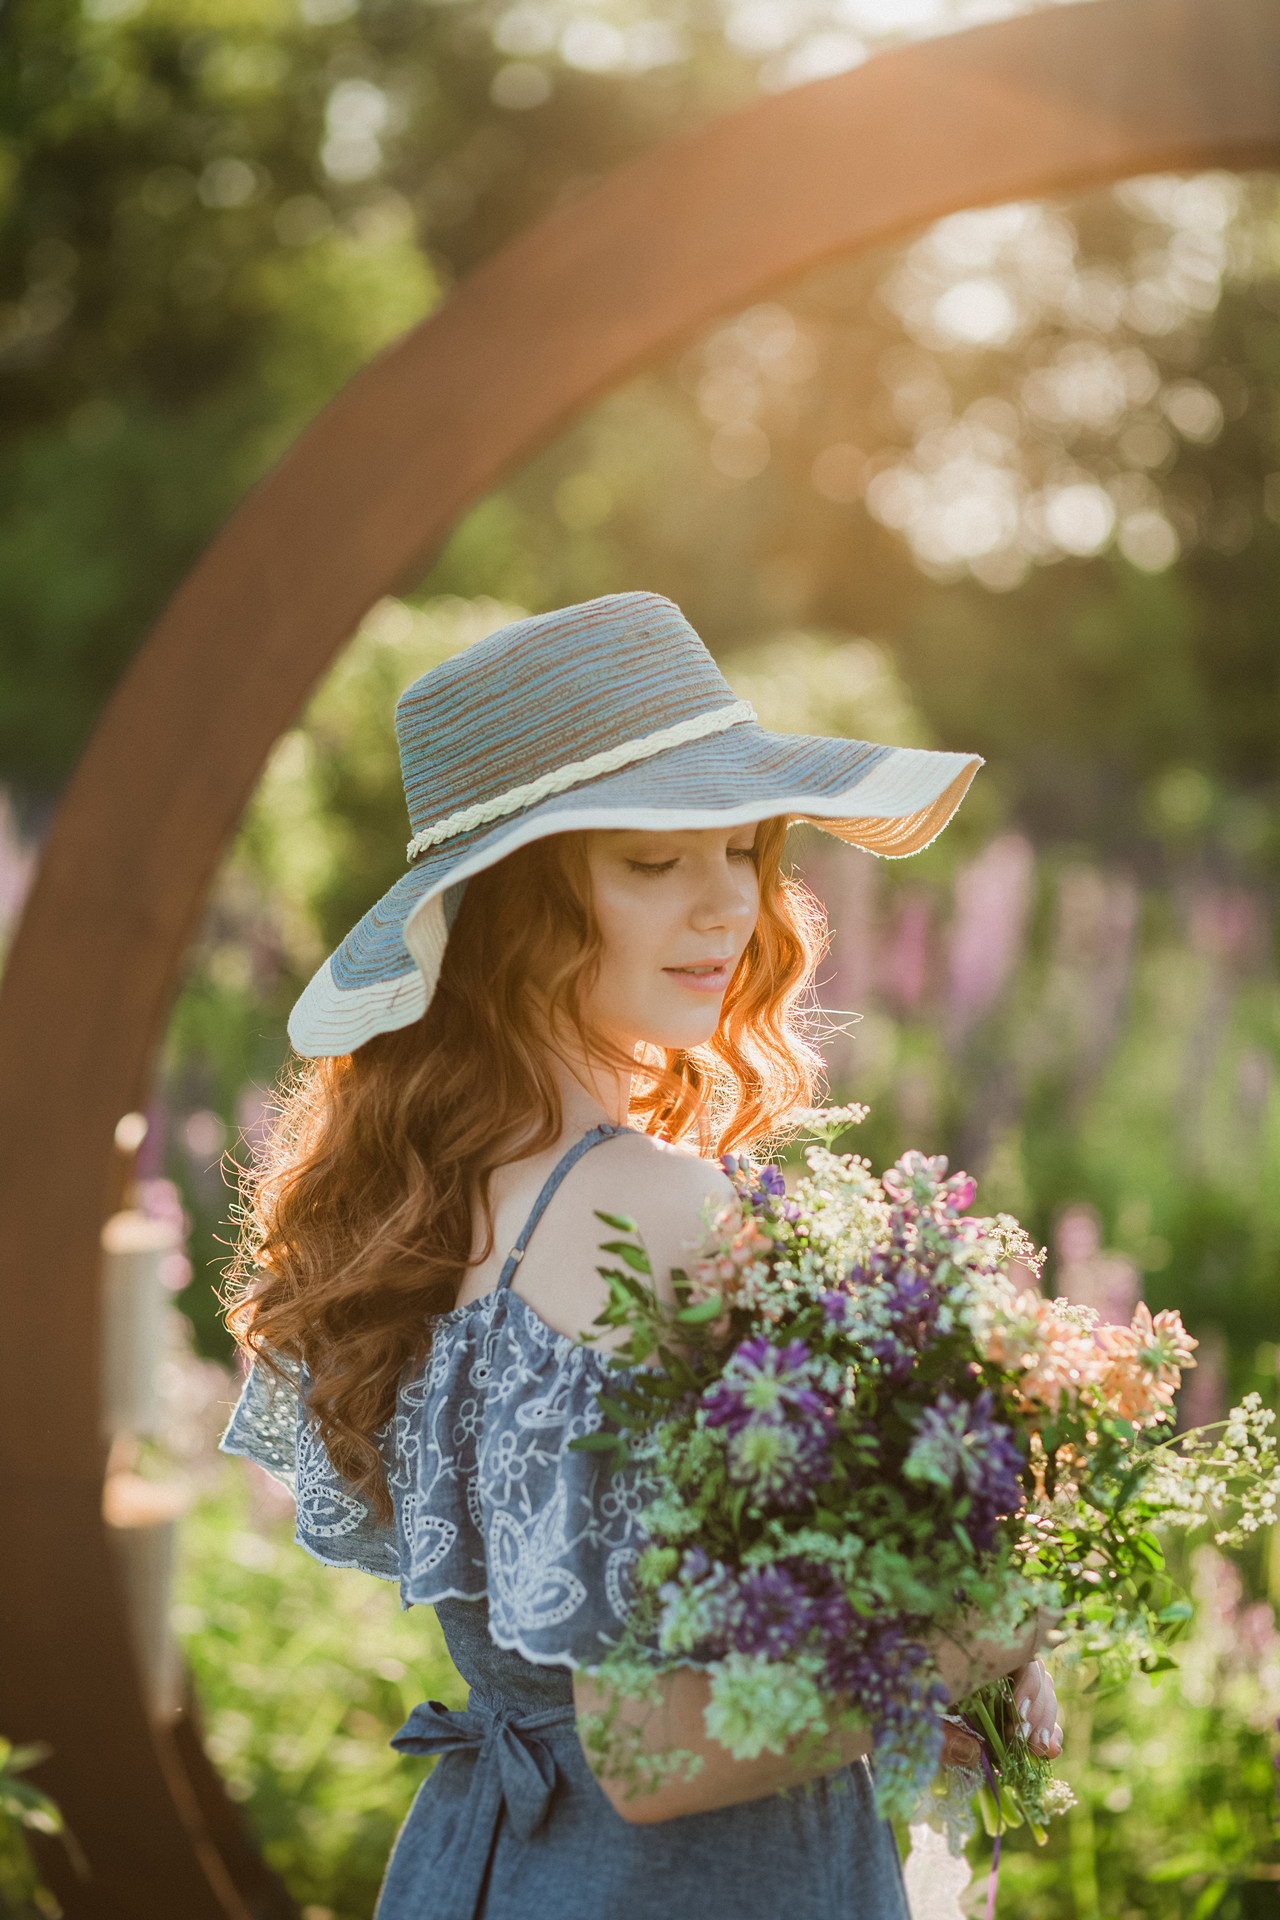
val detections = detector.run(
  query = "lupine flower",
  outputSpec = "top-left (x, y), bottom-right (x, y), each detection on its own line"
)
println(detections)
top-left (726, 1565), bottom-right (816, 1658)
top-left (721, 1154), bottom-right (801, 1222)
top-left (904, 1390), bottom-right (1026, 1548)
top-left (821, 1609), bottom-right (946, 1785)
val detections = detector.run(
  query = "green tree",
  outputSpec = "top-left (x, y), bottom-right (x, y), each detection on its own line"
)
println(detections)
top-left (0, 0), bottom-right (748, 802)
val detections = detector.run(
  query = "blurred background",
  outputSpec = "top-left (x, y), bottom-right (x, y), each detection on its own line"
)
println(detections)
top-left (2, 0), bottom-right (1278, 1913)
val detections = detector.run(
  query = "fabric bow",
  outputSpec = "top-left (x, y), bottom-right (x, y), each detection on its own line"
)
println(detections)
top-left (391, 1698), bottom-right (571, 1841)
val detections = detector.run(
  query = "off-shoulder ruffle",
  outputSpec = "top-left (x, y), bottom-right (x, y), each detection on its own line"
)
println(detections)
top-left (220, 1290), bottom-right (655, 1669)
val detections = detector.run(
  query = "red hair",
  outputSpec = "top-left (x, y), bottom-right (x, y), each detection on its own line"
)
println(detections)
top-left (225, 820), bottom-right (826, 1516)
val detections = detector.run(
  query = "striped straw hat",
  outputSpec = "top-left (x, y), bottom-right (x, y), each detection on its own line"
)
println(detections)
top-left (288, 592), bottom-right (981, 1057)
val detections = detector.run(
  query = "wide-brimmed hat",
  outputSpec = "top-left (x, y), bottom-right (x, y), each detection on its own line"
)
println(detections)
top-left (288, 592), bottom-right (980, 1057)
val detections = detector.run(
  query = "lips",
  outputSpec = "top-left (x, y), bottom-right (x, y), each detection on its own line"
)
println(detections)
top-left (663, 961), bottom-right (734, 994)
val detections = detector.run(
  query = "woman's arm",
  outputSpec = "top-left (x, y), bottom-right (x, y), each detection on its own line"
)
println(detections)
top-left (576, 1622), bottom-right (1062, 1824)
top-left (573, 1666), bottom-right (871, 1825)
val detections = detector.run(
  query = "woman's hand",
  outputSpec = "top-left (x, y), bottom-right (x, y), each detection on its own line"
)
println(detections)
top-left (1011, 1658), bottom-right (1063, 1760)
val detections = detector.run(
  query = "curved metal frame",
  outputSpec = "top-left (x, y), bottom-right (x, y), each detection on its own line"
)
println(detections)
top-left (1, 0), bottom-right (1277, 1910)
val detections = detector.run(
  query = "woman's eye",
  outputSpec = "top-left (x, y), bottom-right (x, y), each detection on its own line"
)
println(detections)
top-left (627, 858), bottom-right (679, 876)
top-left (729, 845), bottom-right (756, 862)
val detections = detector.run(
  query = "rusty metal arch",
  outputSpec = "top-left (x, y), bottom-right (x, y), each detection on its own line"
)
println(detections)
top-left (1, 0), bottom-right (1277, 1911)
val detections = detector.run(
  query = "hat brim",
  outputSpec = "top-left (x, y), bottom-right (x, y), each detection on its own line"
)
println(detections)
top-left (287, 727), bottom-right (979, 1057)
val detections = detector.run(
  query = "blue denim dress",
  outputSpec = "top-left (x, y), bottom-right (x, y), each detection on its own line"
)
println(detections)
top-left (222, 1127), bottom-right (910, 1919)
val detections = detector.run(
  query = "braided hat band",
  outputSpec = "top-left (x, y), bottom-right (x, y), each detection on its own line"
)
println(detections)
top-left (406, 700), bottom-right (756, 861)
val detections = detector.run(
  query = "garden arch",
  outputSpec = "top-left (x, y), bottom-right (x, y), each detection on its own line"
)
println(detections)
top-left (1, 0), bottom-right (1277, 1910)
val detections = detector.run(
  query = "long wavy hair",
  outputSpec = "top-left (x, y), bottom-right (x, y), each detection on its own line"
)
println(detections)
top-left (225, 819), bottom-right (827, 1516)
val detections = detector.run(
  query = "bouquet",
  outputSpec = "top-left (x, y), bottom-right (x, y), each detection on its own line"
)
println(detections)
top-left (572, 1109), bottom-right (1280, 1845)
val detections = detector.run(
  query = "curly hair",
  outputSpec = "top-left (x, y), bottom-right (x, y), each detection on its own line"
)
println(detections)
top-left (224, 819), bottom-right (827, 1517)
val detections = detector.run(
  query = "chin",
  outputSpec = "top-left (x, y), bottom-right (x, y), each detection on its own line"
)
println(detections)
top-left (642, 1015), bottom-right (724, 1052)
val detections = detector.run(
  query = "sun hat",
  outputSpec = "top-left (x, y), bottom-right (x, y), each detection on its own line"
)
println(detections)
top-left (288, 592), bottom-right (981, 1057)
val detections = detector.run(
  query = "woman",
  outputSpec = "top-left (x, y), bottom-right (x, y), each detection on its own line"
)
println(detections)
top-left (223, 592), bottom-right (1062, 1919)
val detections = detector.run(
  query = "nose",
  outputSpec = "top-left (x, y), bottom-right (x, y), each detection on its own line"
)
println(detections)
top-left (688, 848), bottom-right (757, 936)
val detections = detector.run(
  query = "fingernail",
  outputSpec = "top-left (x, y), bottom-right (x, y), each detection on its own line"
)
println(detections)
top-left (1019, 1710), bottom-right (1031, 1737)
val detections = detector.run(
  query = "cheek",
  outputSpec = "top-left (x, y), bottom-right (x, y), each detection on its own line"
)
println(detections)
top-left (588, 882), bottom-right (667, 1004)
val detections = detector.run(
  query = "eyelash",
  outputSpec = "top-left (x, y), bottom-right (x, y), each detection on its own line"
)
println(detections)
top-left (626, 848), bottom-right (755, 876)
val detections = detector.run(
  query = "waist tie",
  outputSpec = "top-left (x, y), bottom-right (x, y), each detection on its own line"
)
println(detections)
top-left (387, 1697), bottom-right (577, 1920)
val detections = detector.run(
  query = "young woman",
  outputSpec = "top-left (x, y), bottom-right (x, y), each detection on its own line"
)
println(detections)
top-left (223, 591), bottom-right (1062, 1919)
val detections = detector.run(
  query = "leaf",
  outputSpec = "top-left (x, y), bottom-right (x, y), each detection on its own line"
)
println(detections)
top-left (598, 1240), bottom-right (652, 1275)
top-left (569, 1432), bottom-right (628, 1454)
top-left (677, 1298), bottom-right (725, 1324)
top-left (1157, 1601), bottom-right (1193, 1624)
top-left (595, 1210), bottom-right (639, 1234)
top-left (595, 1395), bottom-right (641, 1427)
top-left (601, 1271), bottom-right (652, 1306)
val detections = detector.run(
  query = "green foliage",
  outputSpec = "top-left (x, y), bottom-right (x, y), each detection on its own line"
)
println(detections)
top-left (988, 1544), bottom-right (1280, 1920)
top-left (0, 0), bottom-right (754, 799)
top-left (0, 0), bottom-right (443, 792)
top-left (0, 1736), bottom-right (79, 1920)
top-left (175, 1462), bottom-right (464, 1920)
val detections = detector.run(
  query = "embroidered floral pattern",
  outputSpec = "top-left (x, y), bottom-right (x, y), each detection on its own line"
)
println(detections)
top-left (221, 1290), bottom-right (655, 1668)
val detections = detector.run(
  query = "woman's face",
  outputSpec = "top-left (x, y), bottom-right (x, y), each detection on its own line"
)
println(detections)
top-left (581, 825), bottom-right (762, 1052)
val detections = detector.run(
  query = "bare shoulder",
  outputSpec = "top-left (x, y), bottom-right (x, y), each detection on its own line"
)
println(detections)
top-left (584, 1130), bottom-right (734, 1243)
top-left (511, 1131), bottom-right (734, 1346)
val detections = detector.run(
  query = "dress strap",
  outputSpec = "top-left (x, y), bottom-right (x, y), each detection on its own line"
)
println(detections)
top-left (496, 1123), bottom-right (629, 1290)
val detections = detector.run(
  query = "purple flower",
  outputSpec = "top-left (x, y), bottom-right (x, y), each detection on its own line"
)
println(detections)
top-left (701, 1339), bottom-right (834, 1507)
top-left (845, 1255), bottom-right (941, 1382)
top-left (821, 1612), bottom-right (945, 1731)
top-left (726, 1565), bottom-right (816, 1658)
top-left (718, 1154), bottom-right (795, 1218)
top-left (701, 1338), bottom-right (824, 1430)
top-left (905, 1390), bottom-right (1025, 1550)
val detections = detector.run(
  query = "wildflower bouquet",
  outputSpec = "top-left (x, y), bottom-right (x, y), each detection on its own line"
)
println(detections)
top-left (573, 1111), bottom-right (1280, 1838)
